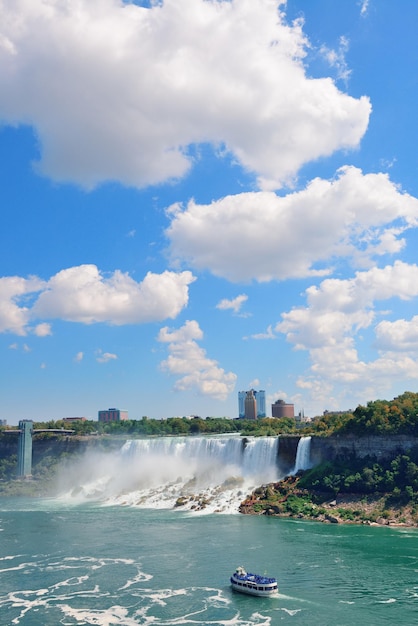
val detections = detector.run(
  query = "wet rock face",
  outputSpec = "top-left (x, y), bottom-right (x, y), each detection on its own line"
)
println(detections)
top-left (265, 506), bottom-right (283, 516)
top-left (174, 494), bottom-right (212, 511)
top-left (277, 436), bottom-right (300, 474)
top-left (310, 435), bottom-right (418, 464)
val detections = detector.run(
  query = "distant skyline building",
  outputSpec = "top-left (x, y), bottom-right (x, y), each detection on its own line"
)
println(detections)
top-left (244, 389), bottom-right (257, 420)
top-left (256, 390), bottom-right (266, 418)
top-left (271, 399), bottom-right (295, 419)
top-left (238, 389), bottom-right (266, 419)
top-left (98, 408), bottom-right (128, 422)
top-left (63, 417), bottom-right (87, 422)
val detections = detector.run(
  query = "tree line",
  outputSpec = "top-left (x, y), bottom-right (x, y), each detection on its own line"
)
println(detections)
top-left (2, 390), bottom-right (418, 438)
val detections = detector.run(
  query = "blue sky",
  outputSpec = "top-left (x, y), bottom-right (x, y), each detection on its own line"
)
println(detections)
top-left (2, 0), bottom-right (418, 422)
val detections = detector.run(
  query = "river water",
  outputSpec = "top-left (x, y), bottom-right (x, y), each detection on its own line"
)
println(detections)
top-left (1, 436), bottom-right (417, 624)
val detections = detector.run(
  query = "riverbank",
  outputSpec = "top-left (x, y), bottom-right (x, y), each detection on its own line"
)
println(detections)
top-left (239, 476), bottom-right (418, 527)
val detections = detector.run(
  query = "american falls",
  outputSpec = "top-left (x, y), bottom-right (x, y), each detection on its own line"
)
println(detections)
top-left (58, 435), bottom-right (312, 514)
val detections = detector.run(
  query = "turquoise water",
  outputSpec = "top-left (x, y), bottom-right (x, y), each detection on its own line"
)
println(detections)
top-left (1, 498), bottom-right (417, 625)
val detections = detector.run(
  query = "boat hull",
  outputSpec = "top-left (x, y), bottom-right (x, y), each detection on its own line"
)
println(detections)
top-left (230, 574), bottom-right (278, 597)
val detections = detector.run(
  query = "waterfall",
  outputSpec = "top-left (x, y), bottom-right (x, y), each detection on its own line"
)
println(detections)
top-left (121, 435), bottom-right (244, 468)
top-left (293, 436), bottom-right (312, 472)
top-left (241, 437), bottom-right (279, 479)
top-left (121, 435), bottom-right (280, 484)
top-left (61, 435), bottom-right (281, 514)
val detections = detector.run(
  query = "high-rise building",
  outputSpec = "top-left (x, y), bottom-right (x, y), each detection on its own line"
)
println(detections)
top-left (244, 389), bottom-right (257, 420)
top-left (238, 391), bottom-right (246, 418)
top-left (238, 389), bottom-right (266, 418)
top-left (256, 390), bottom-right (266, 418)
top-left (98, 408), bottom-right (128, 422)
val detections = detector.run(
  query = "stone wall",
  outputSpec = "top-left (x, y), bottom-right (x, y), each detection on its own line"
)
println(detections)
top-left (274, 434), bottom-right (418, 469)
top-left (310, 434), bottom-right (418, 464)
top-left (277, 435), bottom-right (300, 473)
top-left (0, 434), bottom-right (121, 464)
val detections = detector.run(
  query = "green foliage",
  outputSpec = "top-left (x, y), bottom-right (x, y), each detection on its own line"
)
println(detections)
top-left (336, 508), bottom-right (359, 521)
top-left (0, 454), bottom-right (17, 480)
top-left (299, 448), bottom-right (418, 502)
top-left (282, 494), bottom-right (317, 517)
top-left (33, 419), bottom-right (98, 436)
top-left (240, 417), bottom-right (298, 436)
top-left (334, 391), bottom-right (418, 436)
top-left (308, 412), bottom-right (354, 436)
top-left (301, 391), bottom-right (418, 437)
top-left (29, 416), bottom-right (301, 438)
top-left (33, 417), bottom-right (199, 437)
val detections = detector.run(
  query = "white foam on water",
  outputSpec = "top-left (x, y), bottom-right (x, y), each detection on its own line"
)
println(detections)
top-left (0, 548), bottom-right (281, 626)
top-left (59, 604), bottom-right (140, 625)
top-left (142, 587), bottom-right (189, 606)
top-left (279, 607), bottom-right (303, 615)
top-left (118, 568), bottom-right (154, 590)
top-left (49, 575), bottom-right (89, 589)
top-left (0, 560), bottom-right (37, 574)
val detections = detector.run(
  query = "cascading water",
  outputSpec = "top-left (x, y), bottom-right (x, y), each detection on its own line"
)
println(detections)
top-left (293, 436), bottom-right (312, 472)
top-left (240, 437), bottom-right (280, 478)
top-left (59, 435), bottom-right (315, 514)
top-left (61, 435), bottom-right (282, 514)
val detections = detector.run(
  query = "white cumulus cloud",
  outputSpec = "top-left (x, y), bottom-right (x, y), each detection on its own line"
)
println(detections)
top-left (166, 166), bottom-right (418, 282)
top-left (0, 265), bottom-right (195, 334)
top-left (375, 317), bottom-right (418, 352)
top-left (0, 0), bottom-right (370, 190)
top-left (216, 294), bottom-right (248, 313)
top-left (96, 350), bottom-right (118, 364)
top-left (33, 265), bottom-right (195, 325)
top-left (158, 320), bottom-right (237, 400)
top-left (33, 322), bottom-right (52, 337)
top-left (275, 261), bottom-right (418, 409)
top-left (0, 275), bottom-right (45, 335)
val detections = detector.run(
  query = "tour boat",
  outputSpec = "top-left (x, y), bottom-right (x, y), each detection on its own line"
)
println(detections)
top-left (230, 566), bottom-right (278, 597)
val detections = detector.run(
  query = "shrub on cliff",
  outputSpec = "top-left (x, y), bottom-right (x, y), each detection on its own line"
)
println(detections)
top-left (298, 449), bottom-right (418, 501)
top-left (0, 454), bottom-right (17, 480)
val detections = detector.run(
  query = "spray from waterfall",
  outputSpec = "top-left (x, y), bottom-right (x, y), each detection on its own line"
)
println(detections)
top-left (56, 434), bottom-right (313, 513)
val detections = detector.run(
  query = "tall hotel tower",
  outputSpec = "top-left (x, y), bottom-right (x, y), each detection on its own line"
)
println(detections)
top-left (238, 389), bottom-right (266, 419)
